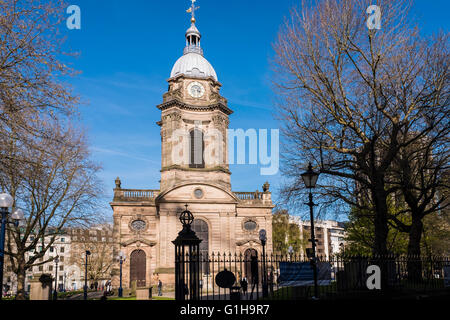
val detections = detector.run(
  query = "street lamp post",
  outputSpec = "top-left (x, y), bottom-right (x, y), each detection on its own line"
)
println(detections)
top-left (259, 229), bottom-right (268, 298)
top-left (84, 250), bottom-right (91, 300)
top-left (53, 256), bottom-right (59, 300)
top-left (0, 193), bottom-right (25, 300)
top-left (301, 163), bottom-right (320, 299)
top-left (118, 251), bottom-right (126, 298)
top-left (172, 205), bottom-right (202, 301)
top-left (288, 245), bottom-right (293, 261)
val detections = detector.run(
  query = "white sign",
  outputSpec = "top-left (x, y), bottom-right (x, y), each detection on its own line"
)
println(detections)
top-left (366, 265), bottom-right (381, 290)
top-left (67, 5), bottom-right (81, 30)
top-left (366, 5), bottom-right (381, 30)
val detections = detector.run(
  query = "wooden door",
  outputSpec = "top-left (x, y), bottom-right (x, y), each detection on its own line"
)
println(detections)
top-left (130, 250), bottom-right (146, 288)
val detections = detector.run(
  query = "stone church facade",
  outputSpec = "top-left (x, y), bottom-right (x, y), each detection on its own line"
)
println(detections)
top-left (111, 8), bottom-right (274, 290)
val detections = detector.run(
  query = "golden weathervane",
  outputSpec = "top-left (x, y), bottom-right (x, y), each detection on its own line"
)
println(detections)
top-left (186, 0), bottom-right (200, 24)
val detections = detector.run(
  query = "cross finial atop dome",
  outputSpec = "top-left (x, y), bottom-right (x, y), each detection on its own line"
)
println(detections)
top-left (186, 0), bottom-right (200, 24)
top-left (170, 0), bottom-right (218, 81)
top-left (184, 0), bottom-right (203, 56)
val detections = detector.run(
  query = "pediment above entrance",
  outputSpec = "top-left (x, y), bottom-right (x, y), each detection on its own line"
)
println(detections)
top-left (120, 238), bottom-right (157, 247)
top-left (236, 238), bottom-right (260, 247)
top-left (155, 182), bottom-right (238, 204)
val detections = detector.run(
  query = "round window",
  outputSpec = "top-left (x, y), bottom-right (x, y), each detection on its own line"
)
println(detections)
top-left (243, 221), bottom-right (257, 231)
top-left (131, 220), bottom-right (146, 231)
top-left (194, 188), bottom-right (204, 199)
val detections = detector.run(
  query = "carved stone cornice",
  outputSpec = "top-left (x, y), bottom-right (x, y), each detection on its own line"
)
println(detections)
top-left (160, 165), bottom-right (231, 175)
top-left (168, 74), bottom-right (222, 87)
top-left (157, 99), bottom-right (233, 115)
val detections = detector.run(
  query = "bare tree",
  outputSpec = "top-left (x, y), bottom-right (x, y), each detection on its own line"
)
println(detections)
top-left (390, 131), bottom-right (449, 256)
top-left (273, 0), bottom-right (449, 260)
top-left (2, 123), bottom-right (102, 299)
top-left (389, 130), bottom-right (449, 278)
top-left (68, 226), bottom-right (114, 287)
top-left (0, 0), bottom-right (78, 149)
top-left (0, 0), bottom-right (103, 299)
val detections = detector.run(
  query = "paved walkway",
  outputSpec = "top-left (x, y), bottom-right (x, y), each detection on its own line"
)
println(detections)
top-left (65, 291), bottom-right (105, 300)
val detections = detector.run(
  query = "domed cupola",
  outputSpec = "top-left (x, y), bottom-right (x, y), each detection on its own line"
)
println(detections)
top-left (170, 0), bottom-right (218, 81)
top-left (184, 23), bottom-right (202, 55)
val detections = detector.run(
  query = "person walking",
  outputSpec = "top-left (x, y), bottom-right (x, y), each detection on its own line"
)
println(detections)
top-left (158, 280), bottom-right (163, 296)
top-left (240, 277), bottom-right (248, 295)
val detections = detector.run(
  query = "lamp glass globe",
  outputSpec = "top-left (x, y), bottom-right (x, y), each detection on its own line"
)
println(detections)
top-left (0, 193), bottom-right (13, 208)
top-left (11, 208), bottom-right (24, 220)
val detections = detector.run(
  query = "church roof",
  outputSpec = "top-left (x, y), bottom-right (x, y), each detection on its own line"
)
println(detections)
top-left (170, 52), bottom-right (218, 81)
top-left (185, 24), bottom-right (201, 37)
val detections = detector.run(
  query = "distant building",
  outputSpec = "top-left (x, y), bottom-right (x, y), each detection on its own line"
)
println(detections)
top-left (3, 224), bottom-right (113, 296)
top-left (3, 231), bottom-right (71, 295)
top-left (289, 217), bottom-right (347, 260)
top-left (67, 225), bottom-right (114, 291)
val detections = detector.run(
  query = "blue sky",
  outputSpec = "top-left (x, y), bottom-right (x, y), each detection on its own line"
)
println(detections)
top-left (62, 0), bottom-right (449, 219)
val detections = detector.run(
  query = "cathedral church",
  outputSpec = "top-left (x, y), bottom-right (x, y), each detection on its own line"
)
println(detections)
top-left (111, 2), bottom-right (274, 290)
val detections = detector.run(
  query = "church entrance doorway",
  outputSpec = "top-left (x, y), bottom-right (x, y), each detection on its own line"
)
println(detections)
top-left (244, 248), bottom-right (258, 284)
top-left (130, 249), bottom-right (146, 288)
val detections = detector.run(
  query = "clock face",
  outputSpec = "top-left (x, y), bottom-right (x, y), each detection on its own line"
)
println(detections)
top-left (130, 220), bottom-right (146, 231)
top-left (188, 81), bottom-right (205, 98)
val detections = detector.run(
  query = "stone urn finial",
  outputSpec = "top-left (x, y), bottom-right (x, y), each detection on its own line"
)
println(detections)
top-left (115, 177), bottom-right (122, 189)
top-left (263, 181), bottom-right (270, 192)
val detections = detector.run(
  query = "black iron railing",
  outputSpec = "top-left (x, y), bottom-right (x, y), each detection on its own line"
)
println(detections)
top-left (175, 253), bottom-right (450, 300)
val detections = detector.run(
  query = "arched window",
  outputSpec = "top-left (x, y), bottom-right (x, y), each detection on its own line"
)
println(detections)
top-left (192, 219), bottom-right (209, 274)
top-left (189, 129), bottom-right (205, 168)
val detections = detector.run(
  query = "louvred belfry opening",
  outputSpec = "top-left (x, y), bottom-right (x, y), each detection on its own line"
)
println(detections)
top-left (189, 129), bottom-right (205, 168)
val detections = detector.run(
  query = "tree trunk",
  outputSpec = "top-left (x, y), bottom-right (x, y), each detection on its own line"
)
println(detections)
top-left (372, 184), bottom-right (390, 290)
top-left (372, 187), bottom-right (389, 256)
top-left (407, 216), bottom-right (423, 281)
top-left (15, 265), bottom-right (27, 300)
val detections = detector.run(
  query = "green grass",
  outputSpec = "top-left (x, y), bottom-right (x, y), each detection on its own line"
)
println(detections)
top-left (107, 296), bottom-right (174, 301)
top-left (108, 296), bottom-right (137, 300)
top-left (152, 296), bottom-right (175, 300)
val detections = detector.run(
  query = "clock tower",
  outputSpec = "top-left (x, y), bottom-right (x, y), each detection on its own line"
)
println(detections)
top-left (157, 8), bottom-right (232, 191)
top-left (111, 0), bottom-right (274, 292)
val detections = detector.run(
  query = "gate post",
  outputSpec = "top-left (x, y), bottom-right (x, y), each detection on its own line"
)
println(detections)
top-left (172, 204), bottom-right (202, 301)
